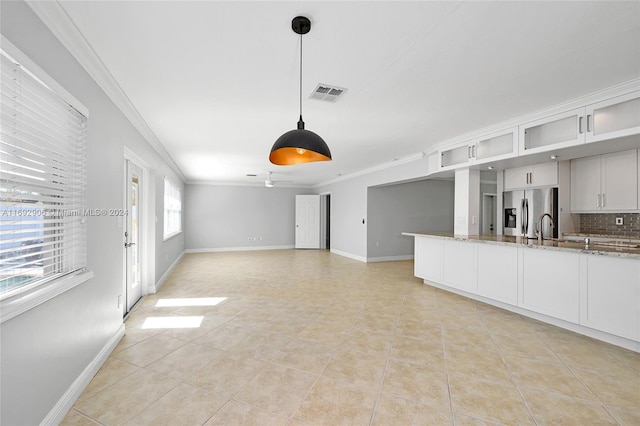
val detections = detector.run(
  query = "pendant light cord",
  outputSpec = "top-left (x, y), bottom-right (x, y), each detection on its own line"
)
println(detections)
top-left (299, 32), bottom-right (303, 119)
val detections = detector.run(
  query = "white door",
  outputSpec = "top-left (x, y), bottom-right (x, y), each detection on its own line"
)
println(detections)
top-left (125, 160), bottom-right (142, 313)
top-left (295, 195), bottom-right (320, 249)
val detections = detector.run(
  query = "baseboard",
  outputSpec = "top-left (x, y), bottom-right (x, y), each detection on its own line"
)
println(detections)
top-left (367, 255), bottom-right (415, 263)
top-left (330, 248), bottom-right (367, 263)
top-left (153, 251), bottom-right (185, 293)
top-left (185, 245), bottom-right (294, 253)
top-left (41, 324), bottom-right (125, 425)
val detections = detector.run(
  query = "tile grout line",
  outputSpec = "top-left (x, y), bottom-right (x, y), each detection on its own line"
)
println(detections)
top-left (435, 288), bottom-right (456, 426)
top-left (367, 286), bottom-right (404, 425)
top-left (480, 309), bottom-right (540, 426)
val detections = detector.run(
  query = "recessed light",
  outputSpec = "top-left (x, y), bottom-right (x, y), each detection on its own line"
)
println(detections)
top-left (550, 155), bottom-right (558, 160)
top-left (488, 166), bottom-right (494, 170)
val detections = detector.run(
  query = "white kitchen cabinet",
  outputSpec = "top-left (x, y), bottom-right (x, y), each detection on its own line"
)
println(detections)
top-left (477, 244), bottom-right (518, 305)
top-left (519, 108), bottom-right (585, 155)
top-left (586, 91), bottom-right (640, 144)
top-left (519, 248), bottom-right (580, 323)
top-left (414, 237), bottom-right (443, 283)
top-left (580, 254), bottom-right (639, 341)
top-left (571, 150), bottom-right (638, 212)
top-left (474, 127), bottom-right (519, 164)
top-left (504, 162), bottom-right (558, 190)
top-left (439, 140), bottom-right (473, 169)
top-left (442, 240), bottom-right (476, 293)
top-left (439, 128), bottom-right (518, 170)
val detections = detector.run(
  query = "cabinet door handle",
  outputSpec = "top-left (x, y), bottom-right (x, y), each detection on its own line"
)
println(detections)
top-left (596, 194), bottom-right (601, 208)
top-left (468, 146), bottom-right (472, 159)
top-left (601, 193), bottom-right (605, 207)
top-left (586, 114), bottom-right (591, 133)
top-left (578, 116), bottom-right (584, 134)
top-left (472, 145), bottom-right (476, 158)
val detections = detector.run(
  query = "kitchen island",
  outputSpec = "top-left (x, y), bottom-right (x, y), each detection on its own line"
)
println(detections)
top-left (403, 232), bottom-right (640, 351)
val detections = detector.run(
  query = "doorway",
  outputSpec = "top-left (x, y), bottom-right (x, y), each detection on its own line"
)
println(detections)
top-left (124, 160), bottom-right (143, 314)
top-left (320, 193), bottom-right (331, 250)
top-left (482, 193), bottom-right (497, 234)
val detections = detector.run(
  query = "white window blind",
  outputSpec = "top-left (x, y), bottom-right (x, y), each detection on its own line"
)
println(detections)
top-left (163, 177), bottom-right (181, 239)
top-left (0, 49), bottom-right (87, 299)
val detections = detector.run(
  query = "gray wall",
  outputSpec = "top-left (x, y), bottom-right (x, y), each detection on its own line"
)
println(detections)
top-left (367, 180), bottom-right (455, 260)
top-left (315, 155), bottom-right (438, 260)
top-left (185, 184), bottom-right (310, 250)
top-left (0, 2), bottom-right (184, 424)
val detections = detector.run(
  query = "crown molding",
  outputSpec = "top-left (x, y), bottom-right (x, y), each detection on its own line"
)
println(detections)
top-left (315, 151), bottom-right (425, 188)
top-left (26, 1), bottom-right (186, 183)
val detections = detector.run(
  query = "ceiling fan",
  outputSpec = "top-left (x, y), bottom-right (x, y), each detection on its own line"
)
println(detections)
top-left (264, 171), bottom-right (293, 187)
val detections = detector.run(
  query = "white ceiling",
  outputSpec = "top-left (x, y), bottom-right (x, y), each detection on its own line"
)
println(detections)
top-left (55, 1), bottom-right (640, 186)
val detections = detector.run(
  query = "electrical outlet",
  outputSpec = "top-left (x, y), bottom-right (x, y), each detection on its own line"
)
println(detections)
top-left (616, 217), bottom-right (624, 225)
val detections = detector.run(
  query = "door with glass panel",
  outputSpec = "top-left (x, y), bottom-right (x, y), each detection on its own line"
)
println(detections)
top-left (125, 160), bottom-right (142, 314)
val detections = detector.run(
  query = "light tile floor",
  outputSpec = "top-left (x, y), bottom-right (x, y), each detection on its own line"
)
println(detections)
top-left (62, 250), bottom-right (640, 425)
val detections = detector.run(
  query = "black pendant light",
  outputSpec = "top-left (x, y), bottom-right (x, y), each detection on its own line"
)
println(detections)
top-left (269, 16), bottom-right (332, 165)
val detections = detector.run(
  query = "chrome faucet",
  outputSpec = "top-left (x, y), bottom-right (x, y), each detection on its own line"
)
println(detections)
top-left (536, 213), bottom-right (555, 243)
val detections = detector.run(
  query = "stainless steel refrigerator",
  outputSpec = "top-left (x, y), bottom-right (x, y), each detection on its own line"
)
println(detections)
top-left (503, 187), bottom-right (558, 239)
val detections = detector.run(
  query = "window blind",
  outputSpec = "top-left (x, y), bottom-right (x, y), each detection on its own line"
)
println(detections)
top-left (163, 177), bottom-right (181, 238)
top-left (0, 49), bottom-right (87, 298)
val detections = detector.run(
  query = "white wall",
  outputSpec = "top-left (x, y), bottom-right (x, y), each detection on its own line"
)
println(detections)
top-left (185, 184), bottom-right (310, 251)
top-left (367, 180), bottom-right (454, 261)
top-left (0, 2), bottom-right (184, 424)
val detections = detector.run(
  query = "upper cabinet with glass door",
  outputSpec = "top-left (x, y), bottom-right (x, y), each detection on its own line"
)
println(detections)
top-left (519, 108), bottom-right (585, 155)
top-left (439, 128), bottom-right (518, 170)
top-left (437, 88), bottom-right (639, 172)
top-left (586, 91), bottom-right (640, 143)
top-left (519, 91), bottom-right (640, 156)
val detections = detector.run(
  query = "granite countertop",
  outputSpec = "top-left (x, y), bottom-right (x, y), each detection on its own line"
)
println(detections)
top-left (402, 231), bottom-right (640, 259)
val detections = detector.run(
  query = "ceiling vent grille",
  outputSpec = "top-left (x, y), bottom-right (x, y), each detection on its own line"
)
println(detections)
top-left (310, 84), bottom-right (347, 102)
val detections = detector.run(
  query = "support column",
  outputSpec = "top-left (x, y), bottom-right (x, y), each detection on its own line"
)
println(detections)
top-left (454, 168), bottom-right (480, 236)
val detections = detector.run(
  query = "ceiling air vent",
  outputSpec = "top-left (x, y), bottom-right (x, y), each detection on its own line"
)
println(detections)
top-left (310, 84), bottom-right (347, 102)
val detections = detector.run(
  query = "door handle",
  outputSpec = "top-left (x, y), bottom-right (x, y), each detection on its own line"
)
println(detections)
top-left (596, 194), bottom-right (601, 208)
top-left (601, 193), bottom-right (605, 207)
top-left (586, 114), bottom-right (591, 133)
top-left (124, 242), bottom-right (136, 248)
top-left (521, 200), bottom-right (524, 235)
top-left (579, 116), bottom-right (584, 134)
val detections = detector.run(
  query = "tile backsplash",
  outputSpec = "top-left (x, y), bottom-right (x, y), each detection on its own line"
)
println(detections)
top-left (579, 213), bottom-right (640, 238)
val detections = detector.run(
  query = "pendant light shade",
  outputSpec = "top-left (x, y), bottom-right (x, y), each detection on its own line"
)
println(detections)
top-left (270, 16), bottom-right (331, 166)
top-left (269, 116), bottom-right (331, 165)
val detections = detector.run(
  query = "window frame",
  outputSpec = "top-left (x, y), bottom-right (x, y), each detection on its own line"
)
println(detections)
top-left (163, 176), bottom-right (182, 240)
top-left (0, 36), bottom-right (92, 323)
